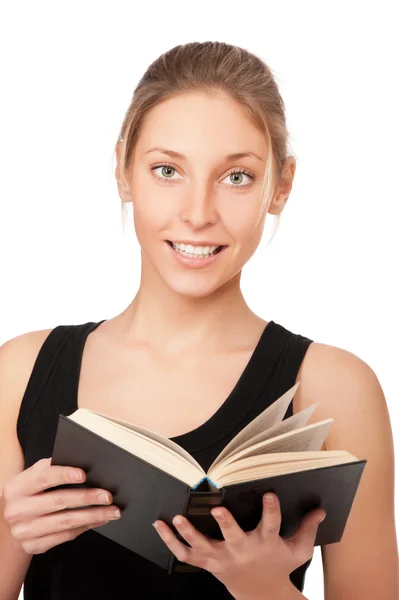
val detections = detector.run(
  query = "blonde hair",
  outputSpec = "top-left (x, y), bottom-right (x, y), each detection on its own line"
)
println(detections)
top-left (115, 41), bottom-right (294, 244)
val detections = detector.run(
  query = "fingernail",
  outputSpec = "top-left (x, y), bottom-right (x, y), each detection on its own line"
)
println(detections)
top-left (173, 516), bottom-right (187, 530)
top-left (152, 521), bottom-right (160, 530)
top-left (264, 493), bottom-right (275, 505)
top-left (97, 492), bottom-right (111, 503)
top-left (110, 508), bottom-right (121, 519)
top-left (318, 513), bottom-right (326, 523)
top-left (212, 508), bottom-right (224, 519)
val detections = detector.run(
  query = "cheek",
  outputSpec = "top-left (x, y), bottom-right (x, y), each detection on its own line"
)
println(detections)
top-left (132, 196), bottom-right (170, 240)
top-left (131, 172), bottom-right (171, 231)
top-left (225, 204), bottom-right (265, 250)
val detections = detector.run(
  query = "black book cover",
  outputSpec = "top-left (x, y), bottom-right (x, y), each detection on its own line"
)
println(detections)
top-left (50, 415), bottom-right (367, 574)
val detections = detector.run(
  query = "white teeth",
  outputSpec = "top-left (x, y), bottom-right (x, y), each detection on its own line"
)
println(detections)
top-left (172, 242), bottom-right (219, 255)
top-left (171, 241), bottom-right (222, 258)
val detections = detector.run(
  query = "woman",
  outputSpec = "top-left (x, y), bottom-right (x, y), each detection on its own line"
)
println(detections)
top-left (0, 41), bottom-right (397, 600)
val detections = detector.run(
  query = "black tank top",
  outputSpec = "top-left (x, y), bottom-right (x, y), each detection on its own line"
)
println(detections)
top-left (16, 319), bottom-right (314, 599)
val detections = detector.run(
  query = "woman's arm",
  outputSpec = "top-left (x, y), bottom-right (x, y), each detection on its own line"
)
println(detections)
top-left (0, 334), bottom-right (43, 599)
top-left (297, 342), bottom-right (399, 600)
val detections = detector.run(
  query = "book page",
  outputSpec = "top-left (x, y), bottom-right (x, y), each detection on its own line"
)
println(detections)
top-left (86, 409), bottom-right (202, 470)
top-left (214, 453), bottom-right (358, 487)
top-left (218, 403), bottom-right (319, 463)
top-left (217, 449), bottom-right (352, 476)
top-left (208, 420), bottom-right (334, 479)
top-left (209, 382), bottom-right (301, 470)
top-left (68, 410), bottom-right (204, 487)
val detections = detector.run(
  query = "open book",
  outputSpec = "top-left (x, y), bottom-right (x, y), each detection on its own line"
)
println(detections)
top-left (51, 382), bottom-right (367, 573)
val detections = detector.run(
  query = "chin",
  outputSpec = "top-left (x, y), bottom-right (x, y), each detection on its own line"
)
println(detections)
top-left (141, 243), bottom-right (241, 297)
top-left (154, 253), bottom-right (246, 299)
top-left (161, 274), bottom-right (228, 299)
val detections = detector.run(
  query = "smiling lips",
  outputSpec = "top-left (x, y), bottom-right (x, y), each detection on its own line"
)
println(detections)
top-left (165, 240), bottom-right (228, 267)
top-left (168, 241), bottom-right (224, 258)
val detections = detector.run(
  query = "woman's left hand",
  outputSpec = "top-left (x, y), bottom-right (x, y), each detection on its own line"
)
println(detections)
top-left (153, 492), bottom-right (326, 599)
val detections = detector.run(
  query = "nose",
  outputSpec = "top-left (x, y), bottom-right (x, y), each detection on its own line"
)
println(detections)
top-left (179, 182), bottom-right (218, 229)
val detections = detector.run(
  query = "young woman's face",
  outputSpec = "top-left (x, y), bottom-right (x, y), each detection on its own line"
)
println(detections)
top-left (118, 91), bottom-right (284, 299)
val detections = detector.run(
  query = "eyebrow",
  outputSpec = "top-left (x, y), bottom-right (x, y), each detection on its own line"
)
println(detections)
top-left (144, 146), bottom-right (265, 162)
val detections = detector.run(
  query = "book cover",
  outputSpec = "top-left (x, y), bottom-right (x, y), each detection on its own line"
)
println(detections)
top-left (50, 415), bottom-right (367, 573)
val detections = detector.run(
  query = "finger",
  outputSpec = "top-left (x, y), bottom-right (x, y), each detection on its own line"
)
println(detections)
top-left (258, 493), bottom-right (282, 539)
top-left (288, 508), bottom-right (326, 555)
top-left (211, 507), bottom-right (246, 548)
top-left (153, 519), bottom-right (198, 566)
top-left (10, 505), bottom-right (122, 541)
top-left (7, 459), bottom-right (87, 498)
top-left (171, 515), bottom-right (214, 553)
top-left (4, 487), bottom-right (114, 522)
top-left (21, 521), bottom-right (108, 555)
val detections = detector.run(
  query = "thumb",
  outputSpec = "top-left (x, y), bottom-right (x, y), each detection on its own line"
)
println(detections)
top-left (289, 508), bottom-right (326, 549)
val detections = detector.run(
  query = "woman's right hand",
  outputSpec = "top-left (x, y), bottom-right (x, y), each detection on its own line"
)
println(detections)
top-left (2, 457), bottom-right (122, 555)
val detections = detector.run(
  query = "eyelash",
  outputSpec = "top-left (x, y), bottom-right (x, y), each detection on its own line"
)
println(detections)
top-left (149, 162), bottom-right (257, 188)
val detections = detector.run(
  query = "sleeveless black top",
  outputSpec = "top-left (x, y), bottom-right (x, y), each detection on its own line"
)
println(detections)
top-left (16, 319), bottom-right (314, 599)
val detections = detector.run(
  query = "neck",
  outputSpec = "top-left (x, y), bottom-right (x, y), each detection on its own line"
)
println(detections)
top-left (118, 259), bottom-right (258, 354)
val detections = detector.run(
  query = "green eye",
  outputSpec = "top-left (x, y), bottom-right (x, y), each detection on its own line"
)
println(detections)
top-left (150, 163), bottom-right (256, 188)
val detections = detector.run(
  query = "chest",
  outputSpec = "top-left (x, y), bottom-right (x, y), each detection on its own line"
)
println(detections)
top-left (76, 341), bottom-right (258, 439)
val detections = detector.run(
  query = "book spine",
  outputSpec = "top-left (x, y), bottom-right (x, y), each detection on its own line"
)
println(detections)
top-left (185, 487), bottom-right (225, 516)
top-left (170, 487), bottom-right (225, 573)
top-left (192, 475), bottom-right (219, 489)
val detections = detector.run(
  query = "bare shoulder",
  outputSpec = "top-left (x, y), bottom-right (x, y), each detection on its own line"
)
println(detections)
top-left (0, 328), bottom-right (56, 597)
top-left (296, 339), bottom-right (377, 399)
top-left (0, 328), bottom-right (55, 413)
top-left (0, 328), bottom-right (55, 480)
top-left (292, 342), bottom-right (398, 597)
top-left (293, 340), bottom-right (387, 451)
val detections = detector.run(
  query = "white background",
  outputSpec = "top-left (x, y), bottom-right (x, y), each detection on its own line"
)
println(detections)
top-left (0, 1), bottom-right (397, 598)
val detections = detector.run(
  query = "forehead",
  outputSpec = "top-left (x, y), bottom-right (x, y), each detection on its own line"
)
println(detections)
top-left (136, 91), bottom-right (267, 160)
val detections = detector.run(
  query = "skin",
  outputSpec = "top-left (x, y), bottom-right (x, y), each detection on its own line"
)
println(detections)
top-left (115, 89), bottom-right (295, 354)
top-left (0, 90), bottom-right (398, 599)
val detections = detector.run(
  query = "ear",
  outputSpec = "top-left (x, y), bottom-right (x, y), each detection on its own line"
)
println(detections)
top-left (115, 141), bottom-right (133, 204)
top-left (268, 156), bottom-right (296, 215)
